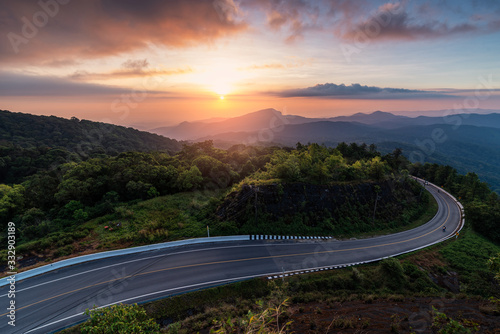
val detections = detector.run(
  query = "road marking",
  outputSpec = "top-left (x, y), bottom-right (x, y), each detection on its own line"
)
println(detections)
top-left (0, 243), bottom-right (302, 296)
top-left (0, 199), bottom-right (452, 319)
top-left (22, 271), bottom-right (287, 333)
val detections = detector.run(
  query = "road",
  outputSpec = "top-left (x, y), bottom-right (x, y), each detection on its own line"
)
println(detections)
top-left (0, 181), bottom-right (462, 333)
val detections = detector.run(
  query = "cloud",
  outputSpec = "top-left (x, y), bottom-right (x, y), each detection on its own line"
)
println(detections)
top-left (275, 83), bottom-right (456, 99)
top-left (69, 59), bottom-right (193, 81)
top-left (242, 0), bottom-right (500, 43)
top-left (0, 0), bottom-right (246, 65)
top-left (241, 0), bottom-right (321, 42)
top-left (336, 1), bottom-right (500, 42)
top-left (0, 71), bottom-right (142, 96)
top-left (122, 59), bottom-right (149, 70)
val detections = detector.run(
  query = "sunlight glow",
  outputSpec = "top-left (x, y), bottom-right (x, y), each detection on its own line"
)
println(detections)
top-left (187, 61), bottom-right (247, 97)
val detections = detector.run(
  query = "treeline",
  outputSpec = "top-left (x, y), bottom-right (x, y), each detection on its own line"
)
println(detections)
top-left (0, 109), bottom-right (182, 184)
top-left (0, 142), bottom-right (275, 244)
top-left (0, 141), bottom-right (406, 247)
top-left (247, 142), bottom-right (406, 184)
top-left (411, 163), bottom-right (500, 243)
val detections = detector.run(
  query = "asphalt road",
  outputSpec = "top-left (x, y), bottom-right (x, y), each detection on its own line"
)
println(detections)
top-left (0, 181), bottom-right (462, 333)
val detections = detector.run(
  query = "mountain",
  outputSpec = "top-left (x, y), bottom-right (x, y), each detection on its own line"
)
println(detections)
top-left (154, 108), bottom-right (500, 141)
top-left (0, 110), bottom-right (182, 153)
top-left (371, 113), bottom-right (500, 129)
top-left (327, 110), bottom-right (409, 125)
top-left (150, 108), bottom-right (294, 140)
top-left (205, 121), bottom-right (376, 146)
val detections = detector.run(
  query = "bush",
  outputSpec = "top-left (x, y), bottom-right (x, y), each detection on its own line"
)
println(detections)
top-left (82, 304), bottom-right (160, 334)
top-left (380, 258), bottom-right (407, 290)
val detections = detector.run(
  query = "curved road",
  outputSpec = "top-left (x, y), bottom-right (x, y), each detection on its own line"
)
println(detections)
top-left (0, 181), bottom-right (462, 333)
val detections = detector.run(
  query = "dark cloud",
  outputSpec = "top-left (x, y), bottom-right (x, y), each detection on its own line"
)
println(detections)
top-left (276, 83), bottom-right (455, 99)
top-left (241, 0), bottom-right (321, 42)
top-left (0, 71), bottom-right (139, 96)
top-left (242, 0), bottom-right (500, 43)
top-left (0, 0), bottom-right (245, 65)
top-left (122, 59), bottom-right (149, 70)
top-left (338, 2), bottom-right (479, 41)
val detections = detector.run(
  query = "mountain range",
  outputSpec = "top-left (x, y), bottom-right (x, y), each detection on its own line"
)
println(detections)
top-left (151, 108), bottom-right (500, 192)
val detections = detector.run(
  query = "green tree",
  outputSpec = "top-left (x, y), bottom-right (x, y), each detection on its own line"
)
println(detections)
top-left (177, 166), bottom-right (203, 190)
top-left (465, 201), bottom-right (500, 243)
top-left (147, 186), bottom-right (160, 198)
top-left (0, 184), bottom-right (25, 221)
top-left (379, 258), bottom-right (407, 290)
top-left (82, 304), bottom-right (160, 334)
top-left (19, 207), bottom-right (48, 240)
top-left (73, 208), bottom-right (89, 222)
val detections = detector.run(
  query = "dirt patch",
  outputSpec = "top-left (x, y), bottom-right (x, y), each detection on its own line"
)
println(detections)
top-left (406, 248), bottom-right (448, 272)
top-left (288, 297), bottom-right (499, 333)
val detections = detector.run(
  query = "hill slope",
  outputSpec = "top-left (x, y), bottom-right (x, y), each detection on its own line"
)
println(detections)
top-left (0, 110), bottom-right (182, 183)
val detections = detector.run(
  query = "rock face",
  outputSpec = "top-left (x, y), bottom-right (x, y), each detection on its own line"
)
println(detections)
top-left (216, 178), bottom-right (423, 233)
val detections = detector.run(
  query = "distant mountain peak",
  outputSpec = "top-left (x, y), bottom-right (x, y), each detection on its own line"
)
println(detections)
top-left (250, 108), bottom-right (282, 116)
top-left (372, 110), bottom-right (392, 115)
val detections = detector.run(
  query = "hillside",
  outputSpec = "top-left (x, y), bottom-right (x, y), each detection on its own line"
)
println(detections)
top-left (0, 109), bottom-right (182, 184)
top-left (217, 180), bottom-right (428, 236)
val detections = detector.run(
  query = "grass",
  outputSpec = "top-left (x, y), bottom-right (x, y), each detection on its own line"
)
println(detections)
top-left (0, 189), bottom-right (227, 274)
top-left (439, 226), bottom-right (500, 297)
top-left (89, 192), bottom-right (215, 246)
top-left (400, 225), bottom-right (500, 298)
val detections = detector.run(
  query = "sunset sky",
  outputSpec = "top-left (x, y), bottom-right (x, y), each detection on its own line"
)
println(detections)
top-left (1, 0), bottom-right (499, 129)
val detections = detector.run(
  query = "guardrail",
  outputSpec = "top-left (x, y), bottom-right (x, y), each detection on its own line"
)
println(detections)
top-left (0, 235), bottom-right (250, 286)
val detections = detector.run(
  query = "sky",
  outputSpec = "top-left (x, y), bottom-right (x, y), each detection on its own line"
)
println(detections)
top-left (1, 0), bottom-right (500, 129)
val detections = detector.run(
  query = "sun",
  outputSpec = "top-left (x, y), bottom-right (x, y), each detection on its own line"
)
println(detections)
top-left (211, 79), bottom-right (232, 97)
top-left (184, 60), bottom-right (248, 99)
top-left (190, 61), bottom-right (247, 98)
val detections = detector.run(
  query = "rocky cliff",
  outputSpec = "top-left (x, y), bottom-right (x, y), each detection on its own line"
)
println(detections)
top-left (216, 177), bottom-right (426, 235)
